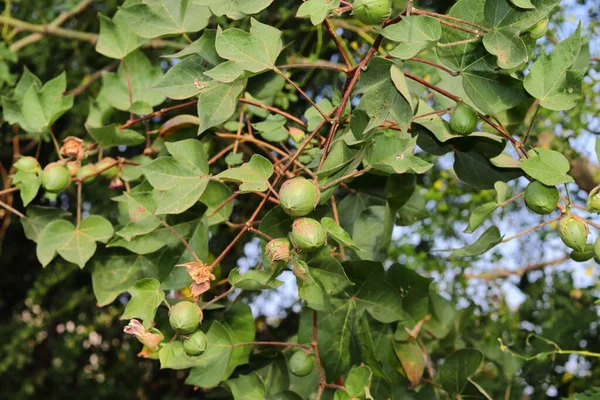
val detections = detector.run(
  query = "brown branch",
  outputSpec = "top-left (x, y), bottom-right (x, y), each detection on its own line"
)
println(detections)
top-left (208, 143), bottom-right (235, 165)
top-left (10, 0), bottom-right (94, 52)
top-left (323, 19), bottom-right (353, 70)
top-left (0, 200), bottom-right (25, 218)
top-left (412, 8), bottom-right (491, 32)
top-left (501, 216), bottom-right (561, 243)
top-left (313, 311), bottom-right (327, 399)
top-left (278, 62), bottom-right (347, 73)
top-left (239, 98), bottom-right (307, 128)
top-left (318, 166), bottom-right (372, 191)
top-left (233, 341), bottom-right (312, 350)
top-left (274, 68), bottom-right (331, 122)
top-left (404, 72), bottom-right (462, 102)
top-left (200, 286), bottom-right (235, 310)
top-left (119, 100), bottom-right (198, 130)
top-left (408, 57), bottom-right (460, 76)
top-left (466, 256), bottom-right (569, 281)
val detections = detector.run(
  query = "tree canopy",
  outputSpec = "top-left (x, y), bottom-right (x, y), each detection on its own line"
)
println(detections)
top-left (0, 0), bottom-right (599, 399)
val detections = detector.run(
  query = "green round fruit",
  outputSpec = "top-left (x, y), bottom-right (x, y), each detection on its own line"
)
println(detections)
top-left (96, 157), bottom-right (119, 179)
top-left (289, 351), bottom-right (314, 377)
top-left (77, 164), bottom-right (97, 184)
top-left (266, 238), bottom-right (292, 268)
top-left (66, 161), bottom-right (80, 177)
top-left (183, 330), bottom-right (208, 356)
top-left (587, 192), bottom-right (600, 214)
top-left (570, 244), bottom-right (593, 262)
top-left (449, 103), bottom-right (478, 136)
top-left (528, 18), bottom-right (549, 40)
top-left (14, 156), bottom-right (40, 173)
top-left (524, 181), bottom-right (559, 215)
top-left (558, 216), bottom-right (588, 251)
top-left (41, 162), bottom-right (71, 193)
top-left (593, 237), bottom-right (600, 261)
top-left (289, 218), bottom-right (327, 251)
top-left (353, 0), bottom-right (391, 25)
top-left (279, 177), bottom-right (319, 217)
top-left (169, 301), bottom-right (201, 334)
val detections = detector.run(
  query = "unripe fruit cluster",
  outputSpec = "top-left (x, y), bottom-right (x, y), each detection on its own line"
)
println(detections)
top-left (353, 0), bottom-right (391, 25)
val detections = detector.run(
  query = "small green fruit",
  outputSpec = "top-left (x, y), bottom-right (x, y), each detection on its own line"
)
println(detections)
top-left (96, 157), bottom-right (119, 179)
top-left (558, 216), bottom-right (588, 251)
top-left (77, 164), bottom-right (97, 184)
top-left (587, 192), bottom-right (600, 214)
top-left (66, 161), bottom-right (80, 177)
top-left (169, 301), bottom-right (202, 334)
top-left (279, 177), bottom-right (319, 217)
top-left (528, 18), bottom-right (549, 40)
top-left (353, 0), bottom-right (391, 25)
top-left (183, 330), bottom-right (208, 356)
top-left (289, 351), bottom-right (314, 377)
top-left (14, 156), bottom-right (40, 173)
top-left (41, 162), bottom-right (71, 193)
top-left (524, 181), bottom-right (559, 215)
top-left (290, 218), bottom-right (327, 251)
top-left (449, 103), bottom-right (478, 136)
top-left (570, 244), bottom-right (593, 262)
top-left (593, 238), bottom-right (600, 261)
top-left (265, 238), bottom-right (292, 269)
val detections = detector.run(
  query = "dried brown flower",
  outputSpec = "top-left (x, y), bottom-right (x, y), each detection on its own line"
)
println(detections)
top-left (177, 261), bottom-right (216, 297)
top-left (60, 136), bottom-right (85, 160)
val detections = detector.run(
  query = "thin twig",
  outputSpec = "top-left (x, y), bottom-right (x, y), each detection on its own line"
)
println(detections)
top-left (161, 220), bottom-right (201, 262)
top-left (239, 98), bottom-right (307, 128)
top-left (65, 60), bottom-right (119, 96)
top-left (466, 256), bottom-right (569, 281)
top-left (0, 200), bottom-right (25, 218)
top-left (501, 216), bottom-right (561, 243)
top-left (318, 167), bottom-right (372, 191)
top-left (274, 68), bottom-right (331, 122)
top-left (200, 286), bottom-right (235, 310)
top-left (323, 19), bottom-right (353, 69)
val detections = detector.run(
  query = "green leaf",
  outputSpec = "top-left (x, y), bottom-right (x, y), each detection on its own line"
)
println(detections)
top-left (304, 98), bottom-right (334, 131)
top-left (296, 0), bottom-right (341, 25)
top-left (222, 303), bottom-right (256, 377)
top-left (225, 373), bottom-right (266, 400)
top-left (225, 152), bottom-right (244, 166)
top-left (100, 51), bottom-right (165, 112)
top-left (454, 150), bottom-right (522, 189)
top-left (381, 16), bottom-right (441, 59)
top-left (354, 314), bottom-right (388, 379)
top-left (159, 341), bottom-right (200, 370)
top-left (343, 261), bottom-right (404, 323)
top-left (3, 72), bottom-right (73, 135)
top-left (163, 30), bottom-right (222, 66)
top-left (357, 58), bottom-right (412, 133)
top-left (482, 29), bottom-right (528, 69)
top-left (96, 12), bottom-right (147, 59)
top-left (321, 217), bottom-right (361, 251)
top-left (393, 340), bottom-right (424, 388)
top-left (317, 140), bottom-right (361, 179)
top-left (153, 55), bottom-right (211, 100)
top-left (352, 206), bottom-right (387, 261)
top-left (495, 181), bottom-right (510, 203)
top-left (12, 170), bottom-right (40, 206)
top-left (345, 365), bottom-right (373, 398)
top-left (120, 278), bottom-right (165, 328)
top-left (252, 114), bottom-right (289, 142)
top-left (86, 123), bottom-right (145, 147)
top-left (524, 24), bottom-right (584, 110)
top-left (390, 65), bottom-right (413, 112)
top-left (185, 321), bottom-right (233, 387)
top-left (21, 206), bottom-right (70, 242)
top-left (141, 139), bottom-right (210, 214)
top-left (216, 154), bottom-right (273, 193)
top-left (294, 260), bottom-right (332, 312)
top-left (452, 225), bottom-right (502, 257)
top-left (199, 0), bottom-right (275, 20)
top-left (199, 181), bottom-right (234, 226)
top-left (120, 0), bottom-right (210, 39)
top-left (366, 135), bottom-right (433, 175)
top-left (208, 19), bottom-right (282, 82)
top-left (229, 267), bottom-right (283, 290)
top-left (464, 202), bottom-right (498, 234)
top-left (37, 216), bottom-right (114, 268)
top-left (438, 349), bottom-right (484, 396)
top-left (510, 0), bottom-right (535, 9)
top-left (91, 254), bottom-right (158, 307)
top-left (114, 190), bottom-right (163, 240)
top-left (519, 148), bottom-right (575, 186)
top-left (197, 79), bottom-right (246, 134)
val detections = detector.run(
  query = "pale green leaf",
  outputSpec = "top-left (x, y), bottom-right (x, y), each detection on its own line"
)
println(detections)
top-left (120, 278), bottom-right (165, 328)
top-left (451, 225), bottom-right (502, 257)
top-left (519, 148), bottom-right (575, 186)
top-left (199, 181), bottom-right (234, 226)
top-left (225, 373), bottom-right (266, 400)
top-left (229, 267), bottom-right (283, 290)
top-left (320, 217), bottom-right (361, 251)
top-left (464, 202), bottom-right (498, 234)
top-left (199, 0), bottom-right (275, 20)
top-left (297, 0), bottom-right (341, 25)
top-left (345, 365), bottom-right (373, 398)
top-left (366, 135), bottom-right (433, 175)
top-left (454, 150), bottom-right (523, 189)
top-left (21, 206), bottom-right (70, 242)
top-left (163, 30), bottom-right (222, 66)
top-left (510, 0), bottom-right (535, 9)
top-left (216, 154), bottom-right (274, 193)
top-left (381, 15), bottom-right (441, 59)
top-left (12, 170), bottom-right (40, 206)
top-left (523, 24), bottom-right (584, 110)
top-left (197, 79), bottom-right (246, 134)
top-left (100, 51), bottom-right (165, 112)
top-left (86, 123), bottom-right (145, 147)
top-left (96, 12), bottom-right (147, 59)
top-left (153, 55), bottom-right (211, 100)
top-left (120, 0), bottom-right (210, 39)
top-left (482, 29), bottom-right (528, 69)
top-left (185, 321), bottom-right (233, 387)
top-left (252, 114), bottom-right (288, 142)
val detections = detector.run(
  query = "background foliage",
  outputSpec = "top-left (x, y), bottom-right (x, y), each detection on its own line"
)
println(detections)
top-left (0, 0), bottom-right (599, 399)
